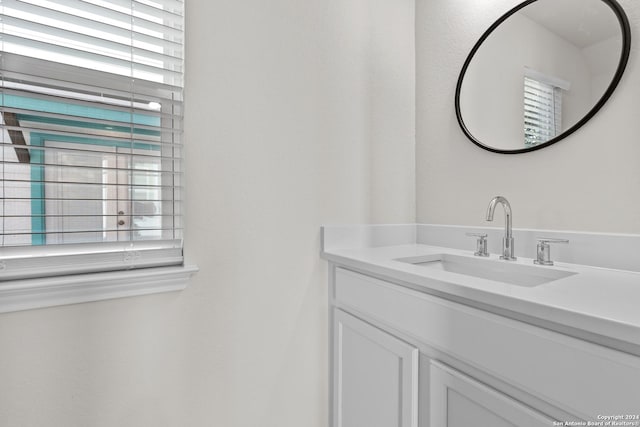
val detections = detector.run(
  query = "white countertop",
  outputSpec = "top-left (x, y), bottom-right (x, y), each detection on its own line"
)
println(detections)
top-left (321, 225), bottom-right (640, 353)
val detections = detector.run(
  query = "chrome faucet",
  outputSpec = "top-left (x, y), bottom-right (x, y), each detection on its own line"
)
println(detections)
top-left (486, 196), bottom-right (516, 260)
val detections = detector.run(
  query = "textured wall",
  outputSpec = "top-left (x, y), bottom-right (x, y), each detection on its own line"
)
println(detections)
top-left (370, 0), bottom-right (416, 223)
top-left (181, 1), bottom-right (372, 425)
top-left (417, 0), bottom-right (640, 233)
top-left (182, 3), bottom-right (413, 425)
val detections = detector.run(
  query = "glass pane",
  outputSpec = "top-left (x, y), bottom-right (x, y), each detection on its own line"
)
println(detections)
top-left (0, 84), bottom-right (179, 246)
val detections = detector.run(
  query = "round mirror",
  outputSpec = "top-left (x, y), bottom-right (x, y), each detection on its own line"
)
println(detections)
top-left (455, 0), bottom-right (631, 154)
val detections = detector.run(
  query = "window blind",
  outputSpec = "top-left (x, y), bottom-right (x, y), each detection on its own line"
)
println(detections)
top-left (0, 0), bottom-right (184, 280)
top-left (524, 76), bottom-right (562, 147)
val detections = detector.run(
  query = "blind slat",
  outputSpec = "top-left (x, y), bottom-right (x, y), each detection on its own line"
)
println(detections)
top-left (0, 146), bottom-right (181, 165)
top-left (2, 227), bottom-right (183, 236)
top-left (0, 178), bottom-right (182, 188)
top-left (1, 53), bottom-right (183, 94)
top-left (0, 87), bottom-right (184, 124)
top-left (2, 34), bottom-right (182, 80)
top-left (2, 15), bottom-right (184, 68)
top-left (0, 124), bottom-right (181, 149)
top-left (0, 107), bottom-right (183, 134)
top-left (135, 0), bottom-right (183, 13)
top-left (14, 0), bottom-right (185, 37)
top-left (2, 0), bottom-right (183, 49)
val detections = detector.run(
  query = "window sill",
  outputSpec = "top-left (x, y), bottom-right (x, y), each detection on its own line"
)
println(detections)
top-left (0, 265), bottom-right (199, 314)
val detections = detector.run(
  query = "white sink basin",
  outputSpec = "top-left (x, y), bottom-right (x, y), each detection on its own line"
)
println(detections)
top-left (395, 253), bottom-right (576, 287)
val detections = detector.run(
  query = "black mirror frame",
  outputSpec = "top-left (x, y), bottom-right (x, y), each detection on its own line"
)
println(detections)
top-left (454, 0), bottom-right (631, 154)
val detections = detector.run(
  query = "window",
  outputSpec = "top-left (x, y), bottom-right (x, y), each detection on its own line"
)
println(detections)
top-left (523, 68), bottom-right (569, 147)
top-left (0, 0), bottom-right (193, 310)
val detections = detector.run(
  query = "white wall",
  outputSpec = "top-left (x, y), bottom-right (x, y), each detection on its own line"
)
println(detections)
top-left (417, 0), bottom-right (640, 234)
top-left (583, 36), bottom-right (622, 103)
top-left (370, 0), bottom-right (416, 223)
top-left (0, 1), bottom-right (415, 426)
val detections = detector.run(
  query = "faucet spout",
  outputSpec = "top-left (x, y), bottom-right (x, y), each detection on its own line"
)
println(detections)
top-left (486, 196), bottom-right (516, 260)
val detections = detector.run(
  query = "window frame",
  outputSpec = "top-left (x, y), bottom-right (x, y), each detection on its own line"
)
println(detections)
top-left (0, 264), bottom-right (198, 313)
top-left (0, 2), bottom-right (196, 313)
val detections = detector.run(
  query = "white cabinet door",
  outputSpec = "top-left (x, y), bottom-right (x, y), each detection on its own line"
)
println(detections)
top-left (429, 361), bottom-right (556, 427)
top-left (333, 309), bottom-right (419, 427)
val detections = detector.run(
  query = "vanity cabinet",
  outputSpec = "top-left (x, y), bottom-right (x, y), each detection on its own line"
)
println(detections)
top-left (429, 361), bottom-right (554, 426)
top-left (330, 265), bottom-right (640, 426)
top-left (333, 309), bottom-right (418, 427)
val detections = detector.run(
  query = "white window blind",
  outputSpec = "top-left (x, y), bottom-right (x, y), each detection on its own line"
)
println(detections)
top-left (0, 0), bottom-right (184, 280)
top-left (524, 76), bottom-right (563, 147)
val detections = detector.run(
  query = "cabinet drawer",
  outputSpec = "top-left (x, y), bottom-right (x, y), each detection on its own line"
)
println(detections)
top-left (334, 267), bottom-right (640, 419)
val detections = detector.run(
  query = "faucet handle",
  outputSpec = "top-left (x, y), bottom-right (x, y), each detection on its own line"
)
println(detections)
top-left (466, 233), bottom-right (489, 257)
top-left (534, 238), bottom-right (569, 266)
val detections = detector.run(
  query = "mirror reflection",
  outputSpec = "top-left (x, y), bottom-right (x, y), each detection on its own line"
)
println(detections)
top-left (456, 0), bottom-right (630, 153)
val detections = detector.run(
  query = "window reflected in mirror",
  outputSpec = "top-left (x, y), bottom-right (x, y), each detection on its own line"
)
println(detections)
top-left (523, 70), bottom-right (568, 147)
